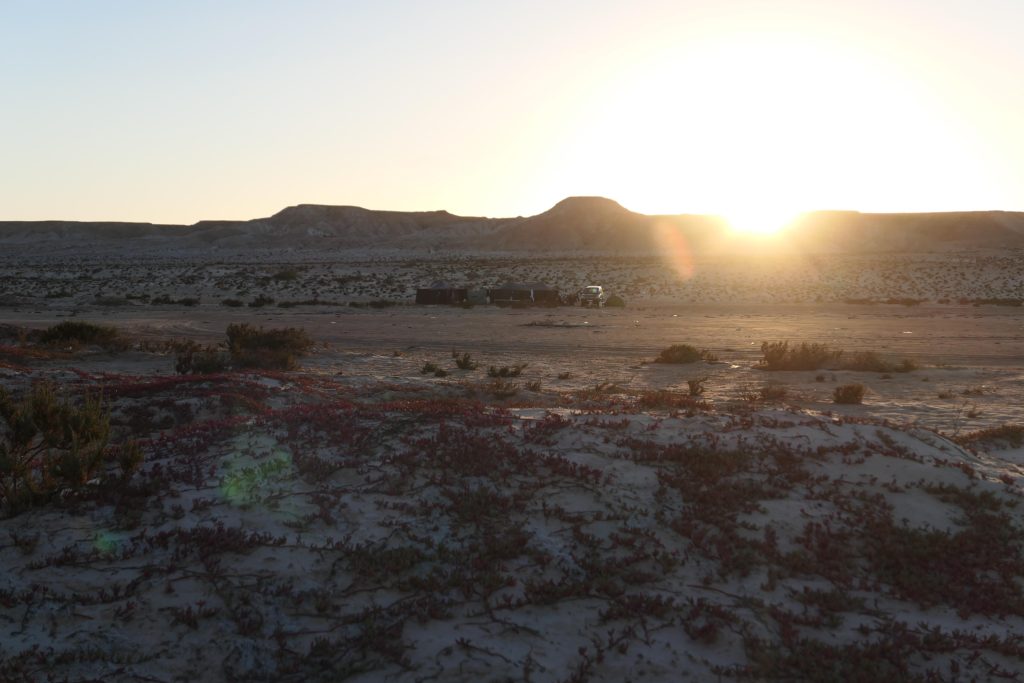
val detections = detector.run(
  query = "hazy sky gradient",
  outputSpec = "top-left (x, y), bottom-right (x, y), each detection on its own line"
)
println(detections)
top-left (2, 0), bottom-right (1023, 223)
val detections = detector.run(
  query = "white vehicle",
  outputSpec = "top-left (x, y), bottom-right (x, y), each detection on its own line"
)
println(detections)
top-left (579, 285), bottom-right (607, 307)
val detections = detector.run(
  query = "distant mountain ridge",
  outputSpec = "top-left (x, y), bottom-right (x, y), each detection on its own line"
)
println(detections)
top-left (3, 197), bottom-right (1024, 253)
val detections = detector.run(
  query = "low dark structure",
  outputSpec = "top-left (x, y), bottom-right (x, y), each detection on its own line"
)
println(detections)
top-left (415, 281), bottom-right (468, 305)
top-left (488, 282), bottom-right (560, 307)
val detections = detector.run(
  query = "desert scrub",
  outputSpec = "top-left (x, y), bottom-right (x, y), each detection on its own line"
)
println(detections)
top-left (226, 324), bottom-right (313, 370)
top-left (454, 353), bottom-right (478, 370)
top-left (841, 351), bottom-right (918, 373)
top-left (759, 383), bottom-right (788, 401)
top-left (420, 361), bottom-right (448, 377)
top-left (605, 294), bottom-right (625, 307)
top-left (759, 341), bottom-right (841, 371)
top-left (488, 364), bottom-right (527, 378)
top-left (954, 424), bottom-right (1024, 449)
top-left (687, 377), bottom-right (708, 396)
top-left (654, 344), bottom-right (709, 364)
top-left (37, 321), bottom-right (121, 350)
top-left (833, 383), bottom-right (866, 404)
top-left (175, 343), bottom-right (229, 375)
top-left (0, 384), bottom-right (142, 515)
top-left (487, 379), bottom-right (519, 398)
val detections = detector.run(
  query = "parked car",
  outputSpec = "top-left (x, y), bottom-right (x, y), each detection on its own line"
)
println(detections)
top-left (579, 285), bottom-right (608, 307)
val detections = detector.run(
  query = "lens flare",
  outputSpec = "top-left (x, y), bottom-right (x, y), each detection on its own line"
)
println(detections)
top-left (651, 218), bottom-right (695, 281)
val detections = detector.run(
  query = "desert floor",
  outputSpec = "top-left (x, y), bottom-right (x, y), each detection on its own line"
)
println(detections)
top-left (3, 300), bottom-right (1023, 432)
top-left (2, 253), bottom-right (1024, 681)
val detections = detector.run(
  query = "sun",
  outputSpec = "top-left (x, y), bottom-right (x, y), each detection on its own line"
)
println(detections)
top-left (721, 205), bottom-right (801, 237)
top-left (529, 29), bottom-right (975, 226)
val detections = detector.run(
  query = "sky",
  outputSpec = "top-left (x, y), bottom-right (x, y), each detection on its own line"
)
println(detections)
top-left (2, 0), bottom-right (1023, 227)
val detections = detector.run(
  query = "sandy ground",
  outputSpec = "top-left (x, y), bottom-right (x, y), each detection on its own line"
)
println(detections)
top-left (4, 301), bottom-right (1023, 432)
top-left (2, 251), bottom-right (1024, 681)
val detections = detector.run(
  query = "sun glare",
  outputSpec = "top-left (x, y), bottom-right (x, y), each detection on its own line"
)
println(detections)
top-left (530, 29), bottom-right (982, 222)
top-left (721, 206), bottom-right (801, 237)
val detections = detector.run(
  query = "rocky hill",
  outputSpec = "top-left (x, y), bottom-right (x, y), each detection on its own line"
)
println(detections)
top-left (3, 198), bottom-right (1024, 253)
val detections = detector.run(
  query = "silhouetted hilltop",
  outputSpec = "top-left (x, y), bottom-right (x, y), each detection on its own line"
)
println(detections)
top-left (2, 199), bottom-right (1024, 253)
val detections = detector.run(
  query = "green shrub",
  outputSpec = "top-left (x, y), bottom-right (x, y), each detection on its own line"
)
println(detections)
top-left (605, 294), bottom-right (625, 307)
top-left (0, 384), bottom-right (141, 515)
top-left (226, 324), bottom-right (313, 370)
top-left (655, 344), bottom-right (703, 364)
top-left (759, 341), bottom-right (841, 371)
top-left (37, 321), bottom-right (120, 349)
top-left (833, 383), bottom-right (866, 404)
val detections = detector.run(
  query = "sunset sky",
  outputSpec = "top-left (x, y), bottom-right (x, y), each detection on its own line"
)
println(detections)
top-left (2, 0), bottom-right (1023, 228)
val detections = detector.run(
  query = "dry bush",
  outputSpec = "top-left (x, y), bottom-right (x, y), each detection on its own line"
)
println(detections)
top-left (175, 343), bottom-right (229, 375)
top-left (488, 364), bottom-right (527, 378)
top-left (954, 424), bottom-right (1024, 449)
top-left (226, 324), bottom-right (313, 370)
top-left (759, 341), bottom-right (841, 371)
top-left (842, 351), bottom-right (918, 373)
top-left (655, 344), bottom-right (702, 364)
top-left (759, 384), bottom-right (788, 402)
top-left (833, 383), bottom-right (866, 404)
top-left (687, 377), bottom-right (708, 396)
top-left (37, 321), bottom-right (121, 350)
top-left (487, 379), bottom-right (519, 398)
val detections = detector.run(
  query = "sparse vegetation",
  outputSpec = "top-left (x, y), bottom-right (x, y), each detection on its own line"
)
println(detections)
top-left (841, 351), bottom-right (918, 373)
top-left (226, 324), bottom-right (313, 370)
top-left (175, 343), bottom-right (229, 375)
top-left (0, 384), bottom-right (141, 515)
top-left (488, 364), bottom-right (527, 378)
top-left (759, 383), bottom-right (788, 401)
top-left (954, 424), bottom-right (1024, 448)
top-left (605, 294), bottom-right (625, 307)
top-left (486, 379), bottom-right (519, 398)
top-left (833, 383), bottom-right (866, 404)
top-left (421, 361), bottom-right (448, 376)
top-left (759, 341), bottom-right (841, 371)
top-left (37, 321), bottom-right (120, 350)
top-left (454, 353), bottom-right (478, 370)
top-left (687, 377), bottom-right (708, 396)
top-left (654, 344), bottom-right (703, 364)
